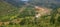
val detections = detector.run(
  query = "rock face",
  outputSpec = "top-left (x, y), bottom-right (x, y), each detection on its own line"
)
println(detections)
top-left (34, 6), bottom-right (52, 18)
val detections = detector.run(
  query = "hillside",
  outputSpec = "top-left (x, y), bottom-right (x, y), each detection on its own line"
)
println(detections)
top-left (0, 1), bottom-right (35, 20)
top-left (0, 1), bottom-right (18, 20)
top-left (0, 0), bottom-right (60, 27)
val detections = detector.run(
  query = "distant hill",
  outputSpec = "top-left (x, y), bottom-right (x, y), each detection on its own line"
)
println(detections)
top-left (2, 0), bottom-right (29, 7)
top-left (30, 0), bottom-right (60, 9)
top-left (2, 0), bottom-right (60, 8)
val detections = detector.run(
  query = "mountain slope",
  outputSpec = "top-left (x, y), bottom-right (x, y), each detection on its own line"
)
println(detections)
top-left (0, 1), bottom-right (18, 20)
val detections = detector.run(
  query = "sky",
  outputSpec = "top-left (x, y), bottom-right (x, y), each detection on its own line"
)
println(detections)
top-left (21, 0), bottom-right (29, 1)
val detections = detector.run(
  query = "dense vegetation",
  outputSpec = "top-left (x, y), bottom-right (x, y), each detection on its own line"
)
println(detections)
top-left (0, 0), bottom-right (60, 27)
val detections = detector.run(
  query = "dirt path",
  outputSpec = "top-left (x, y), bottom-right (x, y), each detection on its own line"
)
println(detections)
top-left (18, 6), bottom-right (27, 13)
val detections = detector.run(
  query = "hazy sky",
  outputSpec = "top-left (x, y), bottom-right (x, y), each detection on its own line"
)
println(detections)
top-left (21, 0), bottom-right (29, 1)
